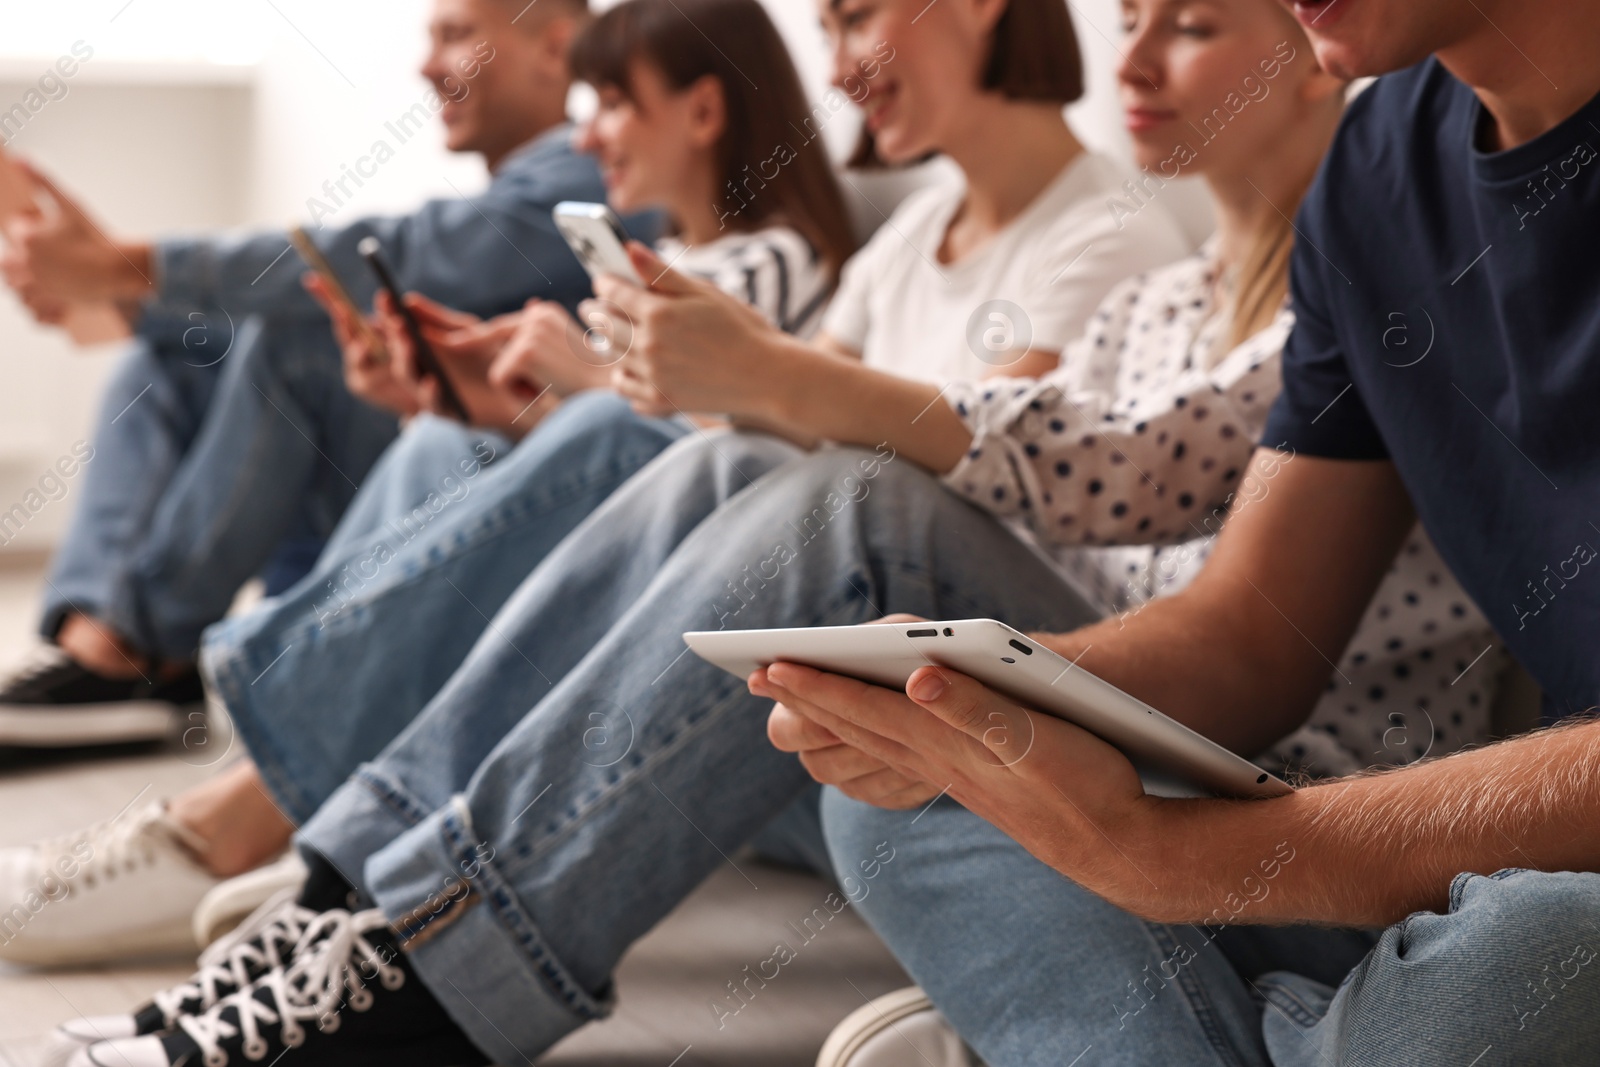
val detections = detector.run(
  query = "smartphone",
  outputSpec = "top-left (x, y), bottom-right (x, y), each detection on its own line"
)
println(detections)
top-left (290, 227), bottom-right (385, 358)
top-left (553, 201), bottom-right (643, 284)
top-left (356, 236), bottom-right (469, 422)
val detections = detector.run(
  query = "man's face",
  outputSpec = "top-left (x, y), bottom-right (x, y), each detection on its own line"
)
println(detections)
top-left (421, 0), bottom-right (556, 155)
top-left (1277, 0), bottom-right (1481, 78)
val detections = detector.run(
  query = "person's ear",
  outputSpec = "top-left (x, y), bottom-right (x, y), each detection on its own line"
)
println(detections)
top-left (539, 14), bottom-right (581, 72)
top-left (685, 74), bottom-right (727, 150)
top-left (966, 0), bottom-right (1011, 38)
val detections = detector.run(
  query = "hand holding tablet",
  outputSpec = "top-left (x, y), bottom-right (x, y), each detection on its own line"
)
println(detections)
top-left (686, 618), bottom-right (1291, 799)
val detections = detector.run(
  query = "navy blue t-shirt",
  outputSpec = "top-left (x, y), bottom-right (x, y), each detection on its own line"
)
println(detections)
top-left (1262, 59), bottom-right (1600, 721)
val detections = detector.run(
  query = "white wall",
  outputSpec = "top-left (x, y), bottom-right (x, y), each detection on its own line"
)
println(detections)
top-left (0, 0), bottom-right (1211, 552)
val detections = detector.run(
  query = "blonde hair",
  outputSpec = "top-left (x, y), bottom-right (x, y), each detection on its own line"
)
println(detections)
top-left (1225, 169), bottom-right (1311, 351)
top-left (1225, 21), bottom-right (1344, 352)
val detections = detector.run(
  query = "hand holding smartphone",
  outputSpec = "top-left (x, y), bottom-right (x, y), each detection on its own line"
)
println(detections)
top-left (290, 227), bottom-right (386, 359)
top-left (553, 201), bottom-right (643, 284)
top-left (356, 236), bottom-right (470, 422)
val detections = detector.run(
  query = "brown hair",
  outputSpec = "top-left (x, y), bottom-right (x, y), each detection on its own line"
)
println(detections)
top-left (571, 0), bottom-right (858, 282)
top-left (851, 0), bottom-right (1085, 168)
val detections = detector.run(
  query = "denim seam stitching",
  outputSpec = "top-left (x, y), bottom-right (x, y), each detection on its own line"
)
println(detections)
top-left (435, 803), bottom-right (611, 1022)
top-left (1144, 922), bottom-right (1254, 1067)
top-left (354, 766), bottom-right (435, 829)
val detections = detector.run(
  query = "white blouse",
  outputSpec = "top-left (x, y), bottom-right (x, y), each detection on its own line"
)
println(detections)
top-left (939, 247), bottom-right (1502, 778)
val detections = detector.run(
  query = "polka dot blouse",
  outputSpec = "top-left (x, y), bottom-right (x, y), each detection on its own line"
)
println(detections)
top-left (940, 247), bottom-right (1503, 778)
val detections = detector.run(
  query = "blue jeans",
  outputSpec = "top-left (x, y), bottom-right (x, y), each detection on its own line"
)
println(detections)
top-left (296, 434), bottom-right (1102, 1063)
top-left (823, 791), bottom-right (1600, 1066)
top-left (42, 318), bottom-right (399, 659)
top-left (201, 392), bottom-right (687, 823)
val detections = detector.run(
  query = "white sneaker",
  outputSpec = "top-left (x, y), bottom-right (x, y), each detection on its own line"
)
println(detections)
top-left (816, 987), bottom-right (979, 1067)
top-left (41, 890), bottom-right (322, 1067)
top-left (193, 852), bottom-right (308, 950)
top-left (0, 800), bottom-right (218, 966)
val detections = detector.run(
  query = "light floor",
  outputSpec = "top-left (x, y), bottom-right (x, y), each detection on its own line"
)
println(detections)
top-left (0, 557), bottom-right (910, 1065)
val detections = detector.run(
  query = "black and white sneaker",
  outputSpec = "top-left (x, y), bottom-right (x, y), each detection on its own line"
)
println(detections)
top-left (72, 908), bottom-right (489, 1067)
top-left (42, 890), bottom-right (322, 1067)
top-left (0, 648), bottom-right (201, 749)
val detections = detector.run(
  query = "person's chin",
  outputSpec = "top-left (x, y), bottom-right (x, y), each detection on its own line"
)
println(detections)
top-left (1308, 34), bottom-right (1389, 80)
top-left (440, 117), bottom-right (478, 154)
top-left (606, 190), bottom-right (637, 216)
top-left (871, 128), bottom-right (928, 167)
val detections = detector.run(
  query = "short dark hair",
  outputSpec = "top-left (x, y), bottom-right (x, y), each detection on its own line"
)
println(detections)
top-left (852, 0), bottom-right (1084, 168)
top-left (572, 0), bottom-right (858, 281)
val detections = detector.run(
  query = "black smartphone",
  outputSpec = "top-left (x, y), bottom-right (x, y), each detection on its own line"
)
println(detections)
top-left (356, 236), bottom-right (469, 422)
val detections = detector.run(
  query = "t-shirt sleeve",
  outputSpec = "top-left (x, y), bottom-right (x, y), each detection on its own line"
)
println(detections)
top-left (1259, 206), bottom-right (1389, 459)
top-left (818, 220), bottom-right (892, 352)
top-left (1021, 198), bottom-right (1188, 356)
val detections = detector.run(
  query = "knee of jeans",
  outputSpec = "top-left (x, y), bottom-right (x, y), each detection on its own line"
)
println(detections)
top-left (659, 428), bottom-right (804, 486)
top-left (818, 788), bottom-right (915, 906)
top-left (1442, 869), bottom-right (1600, 965)
top-left (545, 392), bottom-right (680, 463)
top-left (769, 444), bottom-right (931, 504)
top-left (394, 414), bottom-right (487, 464)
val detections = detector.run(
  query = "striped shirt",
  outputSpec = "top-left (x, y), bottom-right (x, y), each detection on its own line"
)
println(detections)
top-left (656, 226), bottom-right (830, 337)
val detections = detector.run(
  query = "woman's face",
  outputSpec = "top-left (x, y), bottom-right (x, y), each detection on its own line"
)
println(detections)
top-left (819, 0), bottom-right (1003, 165)
top-left (576, 59), bottom-right (719, 216)
top-left (1118, 0), bottom-right (1315, 179)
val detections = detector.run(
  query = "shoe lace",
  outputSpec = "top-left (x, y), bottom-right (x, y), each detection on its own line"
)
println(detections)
top-left (34, 801), bottom-right (201, 892)
top-left (177, 909), bottom-right (405, 1066)
top-left (151, 890), bottom-right (319, 1026)
top-left (2, 645), bottom-right (73, 688)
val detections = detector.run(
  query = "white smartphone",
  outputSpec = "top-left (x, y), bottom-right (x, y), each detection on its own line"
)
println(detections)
top-left (553, 201), bottom-right (643, 284)
top-left (684, 618), bottom-right (1293, 800)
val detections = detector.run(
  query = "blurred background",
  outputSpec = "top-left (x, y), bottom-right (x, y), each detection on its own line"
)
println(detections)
top-left (0, 0), bottom-right (1211, 555)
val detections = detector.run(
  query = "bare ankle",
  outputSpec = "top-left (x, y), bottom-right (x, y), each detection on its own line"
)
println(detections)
top-left (167, 762), bottom-right (296, 878)
top-left (56, 613), bottom-right (149, 679)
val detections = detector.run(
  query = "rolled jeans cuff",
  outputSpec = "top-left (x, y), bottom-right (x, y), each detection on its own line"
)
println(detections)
top-left (371, 793), bottom-right (611, 1063)
top-left (301, 771), bottom-right (609, 1063)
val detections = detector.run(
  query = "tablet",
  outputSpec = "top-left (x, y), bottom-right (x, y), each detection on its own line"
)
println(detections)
top-left (684, 618), bottom-right (1292, 799)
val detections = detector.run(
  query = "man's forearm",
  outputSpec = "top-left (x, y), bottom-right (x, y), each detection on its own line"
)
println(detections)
top-left (1034, 451), bottom-right (1416, 756)
top-left (1129, 718), bottom-right (1600, 927)
top-left (1036, 581), bottom-right (1325, 756)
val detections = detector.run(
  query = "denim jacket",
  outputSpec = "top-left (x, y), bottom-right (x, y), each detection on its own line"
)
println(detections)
top-left (138, 124), bottom-right (655, 342)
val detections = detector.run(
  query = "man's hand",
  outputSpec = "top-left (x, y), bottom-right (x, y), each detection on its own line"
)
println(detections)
top-left (487, 299), bottom-right (612, 401)
top-left (0, 161), bottom-right (152, 315)
top-left (377, 292), bottom-right (553, 436)
top-left (593, 242), bottom-right (779, 419)
top-left (759, 614), bottom-right (944, 809)
top-left (760, 660), bottom-right (1162, 903)
top-left (765, 698), bottom-right (941, 809)
top-left (303, 273), bottom-right (421, 418)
